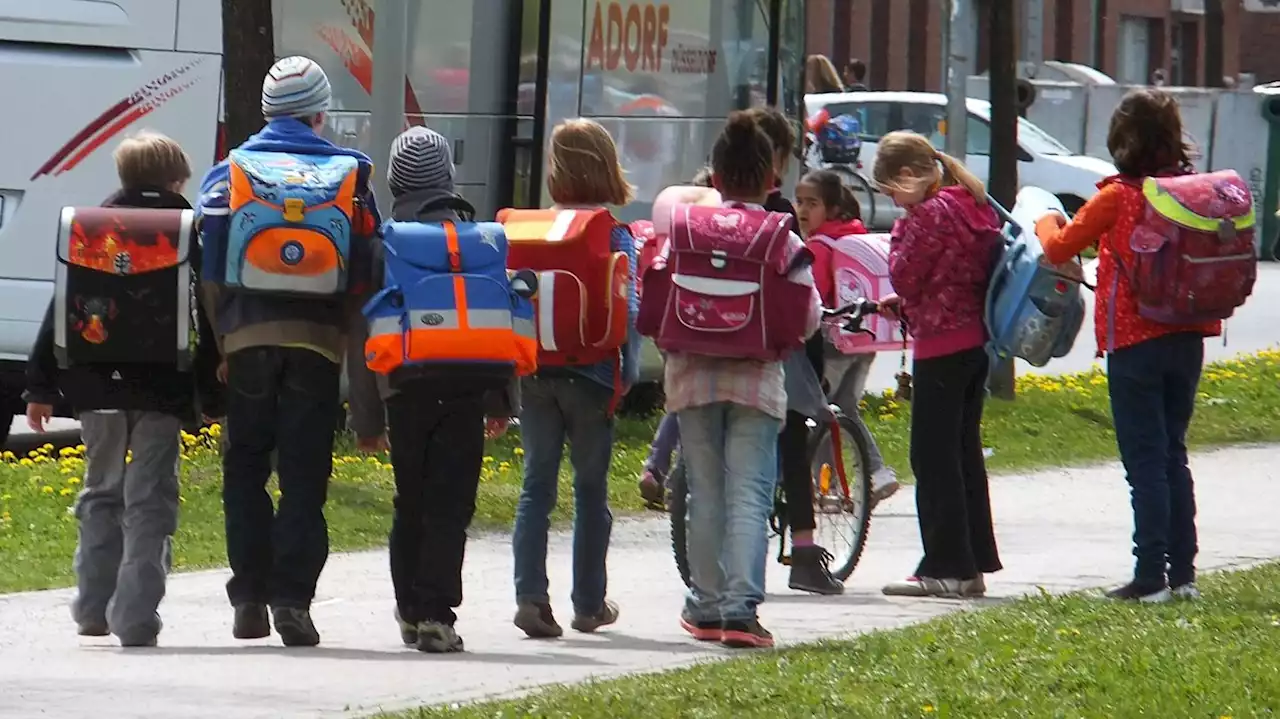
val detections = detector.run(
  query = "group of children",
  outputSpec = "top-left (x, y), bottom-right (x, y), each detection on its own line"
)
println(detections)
top-left (25, 50), bottom-right (1216, 653)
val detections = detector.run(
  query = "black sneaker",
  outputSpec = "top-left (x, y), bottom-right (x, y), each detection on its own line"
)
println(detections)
top-left (570, 599), bottom-right (620, 634)
top-left (721, 618), bottom-right (775, 649)
top-left (1106, 580), bottom-right (1172, 603)
top-left (232, 603), bottom-right (271, 640)
top-left (679, 611), bottom-right (721, 642)
top-left (271, 606), bottom-right (321, 647)
top-left (416, 621), bottom-right (464, 653)
top-left (395, 608), bottom-right (418, 646)
top-left (513, 602), bottom-right (563, 639)
top-left (788, 545), bottom-right (845, 595)
top-left (77, 620), bottom-right (109, 638)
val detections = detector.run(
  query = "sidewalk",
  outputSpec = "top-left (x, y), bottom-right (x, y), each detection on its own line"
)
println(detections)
top-left (1, 445), bottom-right (1277, 719)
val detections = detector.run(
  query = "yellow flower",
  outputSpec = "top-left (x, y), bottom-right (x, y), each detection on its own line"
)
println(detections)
top-left (0, 494), bottom-right (10, 501)
top-left (59, 488), bottom-right (73, 497)
top-left (1, 451), bottom-right (13, 461)
top-left (272, 489), bottom-right (282, 499)
top-left (68, 477), bottom-right (81, 486)
top-left (513, 447), bottom-right (524, 457)
top-left (75, 444), bottom-right (86, 453)
top-left (483, 456), bottom-right (494, 464)
top-left (41, 486), bottom-right (54, 494)
top-left (18, 458), bottom-right (34, 468)
top-left (923, 706), bottom-right (936, 714)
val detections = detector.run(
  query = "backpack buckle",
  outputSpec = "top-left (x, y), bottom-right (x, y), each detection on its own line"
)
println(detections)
top-left (1218, 218), bottom-right (1236, 241)
top-left (710, 250), bottom-right (727, 270)
top-left (283, 197), bottom-right (306, 223)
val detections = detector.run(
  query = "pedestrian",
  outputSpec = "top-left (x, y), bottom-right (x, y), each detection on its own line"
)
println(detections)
top-left (351, 126), bottom-right (525, 652)
top-left (196, 56), bottom-right (381, 647)
top-left (510, 118), bottom-right (639, 639)
top-left (794, 169), bottom-right (900, 506)
top-left (872, 131), bottom-right (1003, 599)
top-left (24, 130), bottom-right (223, 647)
top-left (843, 59), bottom-right (869, 91)
top-left (805, 54), bottom-right (844, 94)
top-left (664, 111), bottom-right (821, 647)
top-left (1034, 89), bottom-right (1230, 602)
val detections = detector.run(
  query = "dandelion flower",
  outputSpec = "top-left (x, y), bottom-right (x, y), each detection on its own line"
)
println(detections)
top-left (41, 486), bottom-right (54, 494)
top-left (59, 488), bottom-right (73, 497)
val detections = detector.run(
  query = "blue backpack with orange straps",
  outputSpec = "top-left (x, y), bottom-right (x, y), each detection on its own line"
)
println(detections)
top-left (362, 196), bottom-right (538, 382)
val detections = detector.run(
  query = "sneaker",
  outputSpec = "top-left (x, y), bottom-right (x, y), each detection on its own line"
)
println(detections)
top-left (1171, 582), bottom-right (1202, 601)
top-left (395, 608), bottom-right (418, 646)
top-left (570, 599), bottom-right (619, 634)
top-left (513, 601), bottom-right (564, 639)
top-left (788, 545), bottom-right (845, 595)
top-left (882, 576), bottom-right (964, 598)
top-left (870, 467), bottom-right (900, 507)
top-left (1105, 580), bottom-right (1172, 603)
top-left (271, 606), bottom-right (321, 647)
top-left (638, 469), bottom-right (666, 511)
top-left (416, 621), bottom-right (464, 653)
top-left (117, 614), bottom-right (163, 648)
top-left (232, 603), bottom-right (271, 640)
top-left (77, 620), bottom-right (109, 638)
top-left (721, 618), bottom-right (775, 649)
top-left (119, 635), bottom-right (158, 648)
top-left (679, 611), bottom-right (721, 642)
top-left (960, 575), bottom-right (987, 598)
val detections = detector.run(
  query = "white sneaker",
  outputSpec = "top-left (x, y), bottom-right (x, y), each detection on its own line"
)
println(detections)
top-left (1171, 583), bottom-right (1202, 600)
top-left (870, 467), bottom-right (900, 506)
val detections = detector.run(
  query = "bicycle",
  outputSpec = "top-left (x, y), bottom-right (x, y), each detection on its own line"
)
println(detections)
top-left (668, 298), bottom-right (882, 588)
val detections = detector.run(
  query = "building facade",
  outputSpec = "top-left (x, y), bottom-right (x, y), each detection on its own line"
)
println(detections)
top-left (805, 0), bottom-right (1280, 91)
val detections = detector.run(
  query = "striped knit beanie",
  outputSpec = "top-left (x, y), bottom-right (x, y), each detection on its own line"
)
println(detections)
top-left (387, 126), bottom-right (455, 196)
top-left (261, 56), bottom-right (332, 120)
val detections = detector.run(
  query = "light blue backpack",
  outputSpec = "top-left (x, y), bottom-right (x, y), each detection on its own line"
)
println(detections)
top-left (984, 188), bottom-right (1087, 368)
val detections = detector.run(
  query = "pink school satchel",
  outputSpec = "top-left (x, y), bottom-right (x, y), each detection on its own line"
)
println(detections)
top-left (809, 232), bottom-right (912, 354)
top-left (636, 203), bottom-right (812, 360)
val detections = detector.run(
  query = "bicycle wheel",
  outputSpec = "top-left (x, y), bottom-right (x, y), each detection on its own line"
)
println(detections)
top-left (667, 456), bottom-right (692, 588)
top-left (806, 413), bottom-right (873, 581)
top-left (829, 165), bottom-right (877, 230)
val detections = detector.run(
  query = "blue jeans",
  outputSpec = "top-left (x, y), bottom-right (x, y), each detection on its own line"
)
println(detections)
top-left (1107, 332), bottom-right (1203, 587)
top-left (513, 376), bottom-right (615, 615)
top-left (677, 403), bottom-right (781, 623)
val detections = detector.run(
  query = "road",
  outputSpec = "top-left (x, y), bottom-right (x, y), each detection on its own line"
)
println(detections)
top-left (1, 445), bottom-right (1278, 718)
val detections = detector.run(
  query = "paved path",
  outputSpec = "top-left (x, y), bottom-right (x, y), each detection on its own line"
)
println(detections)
top-left (1, 445), bottom-right (1278, 719)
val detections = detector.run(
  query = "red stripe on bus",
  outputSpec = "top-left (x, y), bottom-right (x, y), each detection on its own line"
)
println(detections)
top-left (30, 97), bottom-right (136, 180)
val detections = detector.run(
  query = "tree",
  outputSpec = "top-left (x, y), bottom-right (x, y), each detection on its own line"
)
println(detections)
top-left (986, 0), bottom-right (1018, 399)
top-left (221, 0), bottom-right (276, 148)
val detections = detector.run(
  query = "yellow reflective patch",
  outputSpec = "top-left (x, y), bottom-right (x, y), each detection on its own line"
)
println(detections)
top-left (1142, 178), bottom-right (1255, 231)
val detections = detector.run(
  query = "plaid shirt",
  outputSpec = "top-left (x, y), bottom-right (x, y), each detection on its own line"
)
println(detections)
top-left (662, 212), bottom-right (820, 421)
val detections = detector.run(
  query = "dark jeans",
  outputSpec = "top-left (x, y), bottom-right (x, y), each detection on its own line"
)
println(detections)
top-left (386, 385), bottom-right (486, 626)
top-left (222, 346), bottom-right (340, 608)
top-left (1107, 332), bottom-right (1203, 587)
top-left (779, 410), bottom-right (816, 533)
top-left (513, 376), bottom-right (614, 615)
top-left (910, 347), bottom-right (1002, 580)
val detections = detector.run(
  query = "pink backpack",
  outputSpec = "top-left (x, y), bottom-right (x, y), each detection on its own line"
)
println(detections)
top-left (637, 203), bottom-right (812, 360)
top-left (1124, 170), bottom-right (1257, 324)
top-left (809, 233), bottom-right (912, 354)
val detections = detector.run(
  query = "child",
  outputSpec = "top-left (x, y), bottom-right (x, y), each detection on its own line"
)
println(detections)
top-left (512, 119), bottom-right (639, 639)
top-left (872, 131), bottom-right (1003, 599)
top-left (795, 170), bottom-right (900, 506)
top-left (24, 131), bottom-right (222, 647)
top-left (668, 112), bottom-right (821, 647)
top-left (350, 126), bottom-right (520, 652)
top-left (1035, 89), bottom-right (1218, 603)
top-left (197, 56), bottom-right (381, 646)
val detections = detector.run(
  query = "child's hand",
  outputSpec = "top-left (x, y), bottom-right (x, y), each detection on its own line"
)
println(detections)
top-left (485, 417), bottom-right (510, 440)
top-left (878, 294), bottom-right (902, 321)
top-left (356, 434), bottom-right (389, 454)
top-left (26, 403), bottom-right (53, 433)
top-left (216, 359), bottom-right (229, 385)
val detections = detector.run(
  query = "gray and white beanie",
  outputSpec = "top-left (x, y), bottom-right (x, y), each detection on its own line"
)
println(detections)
top-left (387, 126), bottom-right (456, 196)
top-left (261, 56), bottom-right (332, 120)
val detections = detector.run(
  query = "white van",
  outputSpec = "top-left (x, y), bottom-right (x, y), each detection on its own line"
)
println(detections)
top-left (805, 91), bottom-right (1117, 219)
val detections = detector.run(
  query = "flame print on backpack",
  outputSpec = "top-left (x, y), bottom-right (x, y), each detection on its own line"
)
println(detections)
top-left (222, 149), bottom-right (359, 295)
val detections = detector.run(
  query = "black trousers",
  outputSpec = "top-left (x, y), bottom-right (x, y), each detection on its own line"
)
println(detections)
top-left (223, 346), bottom-right (340, 608)
top-left (386, 384), bottom-right (487, 626)
top-left (910, 347), bottom-right (1002, 580)
top-left (778, 410), bottom-right (816, 532)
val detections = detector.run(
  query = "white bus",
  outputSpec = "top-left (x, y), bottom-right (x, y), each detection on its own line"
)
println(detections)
top-left (0, 0), bottom-right (806, 439)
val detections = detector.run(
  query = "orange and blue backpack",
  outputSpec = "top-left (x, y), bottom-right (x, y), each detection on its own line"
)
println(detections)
top-left (363, 196), bottom-right (538, 382)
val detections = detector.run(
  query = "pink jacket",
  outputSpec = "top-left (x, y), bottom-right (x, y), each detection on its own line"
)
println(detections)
top-left (888, 186), bottom-right (1001, 360)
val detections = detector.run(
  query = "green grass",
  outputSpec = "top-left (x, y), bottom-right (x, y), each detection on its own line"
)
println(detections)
top-left (1, 349), bottom-right (1278, 594)
top-left (386, 562), bottom-right (1280, 719)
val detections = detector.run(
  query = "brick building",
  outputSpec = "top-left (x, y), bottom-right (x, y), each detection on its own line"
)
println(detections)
top-left (806, 0), bottom-right (1280, 91)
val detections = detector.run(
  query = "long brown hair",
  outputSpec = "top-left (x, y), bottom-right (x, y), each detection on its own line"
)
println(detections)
top-left (872, 130), bottom-right (985, 203)
top-left (1106, 88), bottom-right (1197, 178)
top-left (546, 118), bottom-right (635, 206)
top-left (805, 54), bottom-right (843, 93)
top-left (799, 170), bottom-right (861, 222)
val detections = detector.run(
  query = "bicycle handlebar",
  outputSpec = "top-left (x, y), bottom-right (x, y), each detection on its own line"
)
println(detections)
top-left (821, 297), bottom-right (883, 338)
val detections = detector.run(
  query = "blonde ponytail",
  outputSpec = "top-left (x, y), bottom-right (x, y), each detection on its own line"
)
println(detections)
top-left (935, 151), bottom-right (986, 202)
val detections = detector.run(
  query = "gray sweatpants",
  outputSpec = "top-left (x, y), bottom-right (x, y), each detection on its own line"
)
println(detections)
top-left (823, 353), bottom-right (887, 475)
top-left (72, 411), bottom-right (181, 644)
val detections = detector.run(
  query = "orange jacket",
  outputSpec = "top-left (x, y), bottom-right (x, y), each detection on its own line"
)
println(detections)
top-left (1035, 177), bottom-right (1220, 355)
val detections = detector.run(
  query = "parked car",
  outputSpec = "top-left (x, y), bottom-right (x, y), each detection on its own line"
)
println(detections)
top-left (804, 91), bottom-right (1117, 217)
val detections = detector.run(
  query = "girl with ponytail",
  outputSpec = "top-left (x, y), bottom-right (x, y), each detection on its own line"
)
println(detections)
top-left (871, 131), bottom-right (1004, 599)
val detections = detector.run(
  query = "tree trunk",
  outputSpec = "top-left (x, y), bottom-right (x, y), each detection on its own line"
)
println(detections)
top-left (987, 0), bottom-right (1018, 399)
top-left (221, 0), bottom-right (276, 148)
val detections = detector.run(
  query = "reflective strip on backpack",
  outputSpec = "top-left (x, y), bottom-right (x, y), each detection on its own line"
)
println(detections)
top-left (546, 211), bottom-right (577, 242)
top-left (537, 272), bottom-right (558, 351)
top-left (1143, 178), bottom-right (1256, 232)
